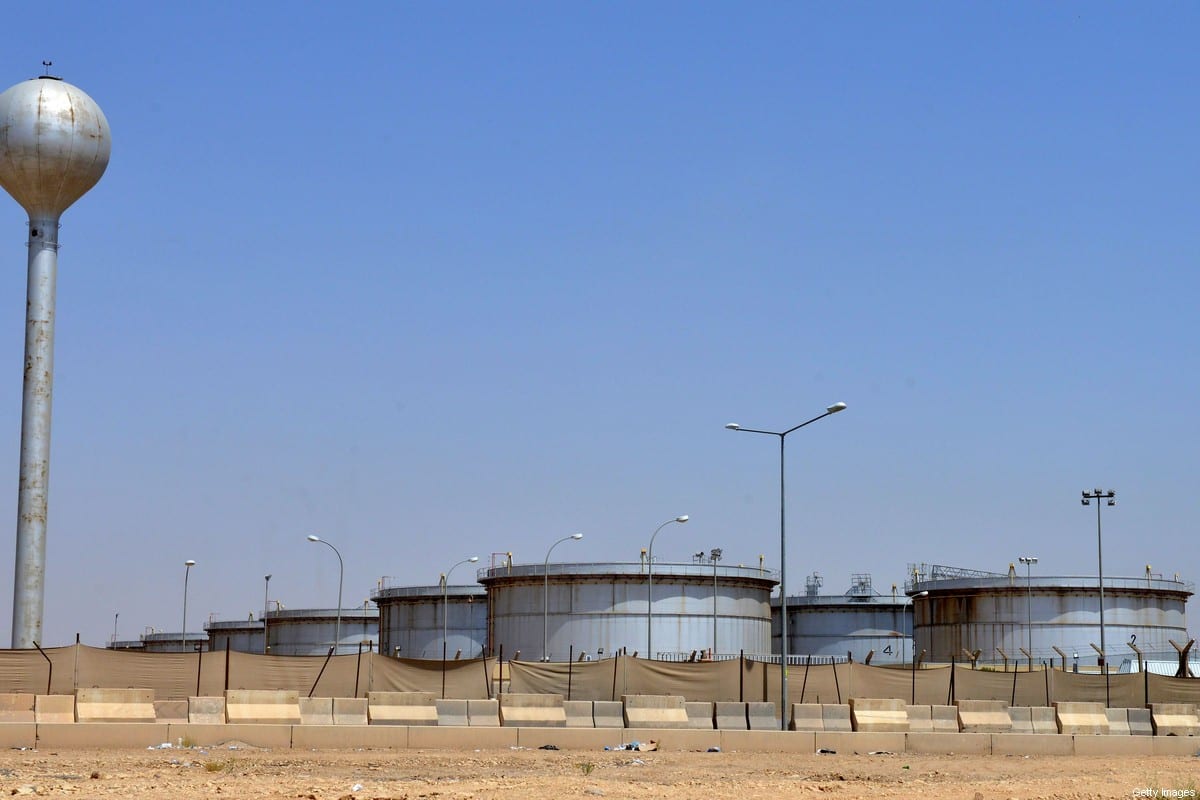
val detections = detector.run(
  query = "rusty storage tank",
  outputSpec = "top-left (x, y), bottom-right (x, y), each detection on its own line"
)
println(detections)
top-left (264, 606), bottom-right (379, 655)
top-left (479, 559), bottom-right (779, 661)
top-left (205, 617), bottom-right (265, 654)
top-left (775, 573), bottom-right (913, 664)
top-left (909, 563), bottom-right (1193, 667)
top-left (371, 582), bottom-right (488, 659)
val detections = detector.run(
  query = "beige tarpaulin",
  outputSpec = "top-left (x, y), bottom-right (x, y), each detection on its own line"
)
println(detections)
top-left (1, 647), bottom-right (1197, 705)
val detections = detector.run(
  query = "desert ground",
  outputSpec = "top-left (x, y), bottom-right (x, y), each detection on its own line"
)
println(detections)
top-left (0, 747), bottom-right (1196, 799)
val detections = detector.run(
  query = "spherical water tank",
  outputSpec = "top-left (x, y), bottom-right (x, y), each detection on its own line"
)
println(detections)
top-left (0, 76), bottom-right (110, 217)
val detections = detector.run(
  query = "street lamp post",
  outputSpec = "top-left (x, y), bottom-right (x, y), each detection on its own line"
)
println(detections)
top-left (543, 534), bottom-right (583, 661)
top-left (646, 515), bottom-right (689, 659)
top-left (1018, 557), bottom-right (1037, 667)
top-left (181, 560), bottom-right (196, 649)
top-left (726, 401), bottom-right (847, 730)
top-left (1080, 490), bottom-right (1114, 668)
top-left (263, 574), bottom-right (272, 655)
top-left (710, 548), bottom-right (723, 658)
top-left (441, 556), bottom-right (479, 656)
top-left (307, 535), bottom-right (344, 653)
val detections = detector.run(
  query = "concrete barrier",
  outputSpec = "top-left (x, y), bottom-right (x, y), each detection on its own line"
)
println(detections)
top-left (1031, 706), bottom-right (1057, 734)
top-left (1008, 706), bottom-right (1033, 733)
top-left (468, 698), bottom-right (500, 727)
top-left (723, 729), bottom-right (815, 753)
top-left (821, 704), bottom-right (852, 732)
top-left (905, 705), bottom-right (932, 732)
top-left (593, 700), bottom-right (624, 729)
top-left (293, 725), bottom-right (407, 749)
top-left (622, 695), bottom-right (688, 729)
top-left (75, 688), bottom-right (156, 723)
top-left (1127, 707), bottom-right (1153, 736)
top-left (1148, 703), bottom-right (1199, 736)
top-left (435, 699), bottom-right (468, 727)
top-left (188, 696), bottom-right (225, 724)
top-left (35, 695), bottom-right (74, 724)
top-left (368, 692), bottom-right (438, 726)
top-left (790, 704), bottom-right (823, 732)
top-left (499, 694), bottom-right (565, 727)
top-left (564, 700), bottom-right (595, 728)
top-left (299, 696), bottom-right (333, 725)
top-left (334, 697), bottom-right (368, 725)
top-left (168, 722), bottom-right (292, 748)
top-left (1105, 707), bottom-right (1131, 735)
top-left (955, 700), bottom-right (1011, 733)
top-left (747, 702), bottom-right (776, 731)
top-left (931, 705), bottom-right (959, 732)
top-left (688, 701), bottom-right (717, 729)
top-left (225, 690), bottom-right (301, 725)
top-left (712, 702), bottom-right (744, 730)
top-left (1053, 701), bottom-right (1109, 735)
top-left (154, 700), bottom-right (188, 723)
top-left (992, 732), bottom-right (1072, 755)
top-left (0, 722), bottom-right (35, 749)
top-left (906, 732), bottom-right (990, 754)
top-left (849, 698), bottom-right (908, 732)
top-left (1055, 701), bottom-right (1109, 734)
top-left (517, 727), bottom-right (622, 750)
top-left (0, 694), bottom-right (35, 723)
top-left (817, 730), bottom-right (906, 754)
top-left (1074, 735), bottom-right (1155, 756)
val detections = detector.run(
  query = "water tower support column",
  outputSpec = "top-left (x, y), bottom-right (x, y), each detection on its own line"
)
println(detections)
top-left (12, 213), bottom-right (61, 648)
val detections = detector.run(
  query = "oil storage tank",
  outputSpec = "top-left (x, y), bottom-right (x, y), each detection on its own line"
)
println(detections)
top-left (479, 560), bottom-right (778, 661)
top-left (777, 573), bottom-right (912, 664)
top-left (909, 563), bottom-right (1193, 666)
top-left (264, 606), bottom-right (379, 655)
top-left (206, 617), bottom-right (265, 654)
top-left (372, 582), bottom-right (488, 659)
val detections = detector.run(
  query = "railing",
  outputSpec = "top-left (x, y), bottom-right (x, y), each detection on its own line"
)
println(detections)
top-left (476, 560), bottom-right (780, 582)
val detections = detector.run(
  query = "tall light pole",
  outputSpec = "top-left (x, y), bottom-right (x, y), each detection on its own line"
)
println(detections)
top-left (543, 533), bottom-right (583, 661)
top-left (442, 556), bottom-right (479, 656)
top-left (307, 535), bottom-right (344, 653)
top-left (263, 574), bottom-right (272, 655)
top-left (726, 401), bottom-right (847, 729)
top-left (646, 515), bottom-right (689, 659)
top-left (1018, 556), bottom-right (1037, 665)
top-left (1081, 489), bottom-right (1115, 672)
top-left (710, 548), bottom-right (723, 658)
top-left (181, 560), bottom-right (196, 649)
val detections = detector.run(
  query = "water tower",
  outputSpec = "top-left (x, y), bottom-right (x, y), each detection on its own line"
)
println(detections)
top-left (0, 66), bottom-right (110, 647)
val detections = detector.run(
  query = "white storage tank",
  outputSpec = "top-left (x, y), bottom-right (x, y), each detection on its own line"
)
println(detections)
top-left (909, 563), bottom-right (1193, 667)
top-left (372, 582), bottom-right (488, 659)
top-left (205, 618), bottom-right (265, 654)
top-left (776, 574), bottom-right (912, 664)
top-left (264, 607), bottom-right (379, 655)
top-left (479, 560), bottom-right (778, 661)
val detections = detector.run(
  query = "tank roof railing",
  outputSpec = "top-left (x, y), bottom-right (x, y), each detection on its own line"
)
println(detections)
top-left (905, 574), bottom-right (1195, 594)
top-left (476, 560), bottom-right (780, 583)
top-left (373, 580), bottom-right (488, 596)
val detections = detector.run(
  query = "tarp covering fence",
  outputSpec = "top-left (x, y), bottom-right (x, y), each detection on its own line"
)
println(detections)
top-left (1, 646), bottom-right (1197, 704)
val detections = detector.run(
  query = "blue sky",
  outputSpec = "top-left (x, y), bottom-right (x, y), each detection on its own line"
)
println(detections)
top-left (0, 3), bottom-right (1195, 646)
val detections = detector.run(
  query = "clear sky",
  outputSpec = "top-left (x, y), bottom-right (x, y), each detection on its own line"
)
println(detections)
top-left (0, 4), bottom-right (1195, 647)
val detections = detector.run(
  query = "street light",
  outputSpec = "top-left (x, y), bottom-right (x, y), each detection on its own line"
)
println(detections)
top-left (647, 515), bottom-right (689, 659)
top-left (1080, 490), bottom-right (1115, 668)
top-left (710, 548), bottom-right (723, 658)
top-left (726, 401), bottom-right (847, 730)
top-left (307, 535), bottom-right (344, 653)
top-left (1018, 557), bottom-right (1037, 667)
top-left (263, 574), bottom-right (272, 655)
top-left (181, 560), bottom-right (196, 649)
top-left (543, 533), bottom-right (584, 661)
top-left (441, 556), bottom-right (479, 657)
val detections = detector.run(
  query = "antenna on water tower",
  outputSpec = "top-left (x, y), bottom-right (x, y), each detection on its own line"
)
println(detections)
top-left (0, 68), bottom-right (111, 648)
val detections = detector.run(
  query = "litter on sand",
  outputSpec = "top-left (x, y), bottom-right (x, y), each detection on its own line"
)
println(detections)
top-left (604, 740), bottom-right (658, 752)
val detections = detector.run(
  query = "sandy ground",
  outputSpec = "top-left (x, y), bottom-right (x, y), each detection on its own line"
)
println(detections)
top-left (0, 747), bottom-right (1196, 799)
